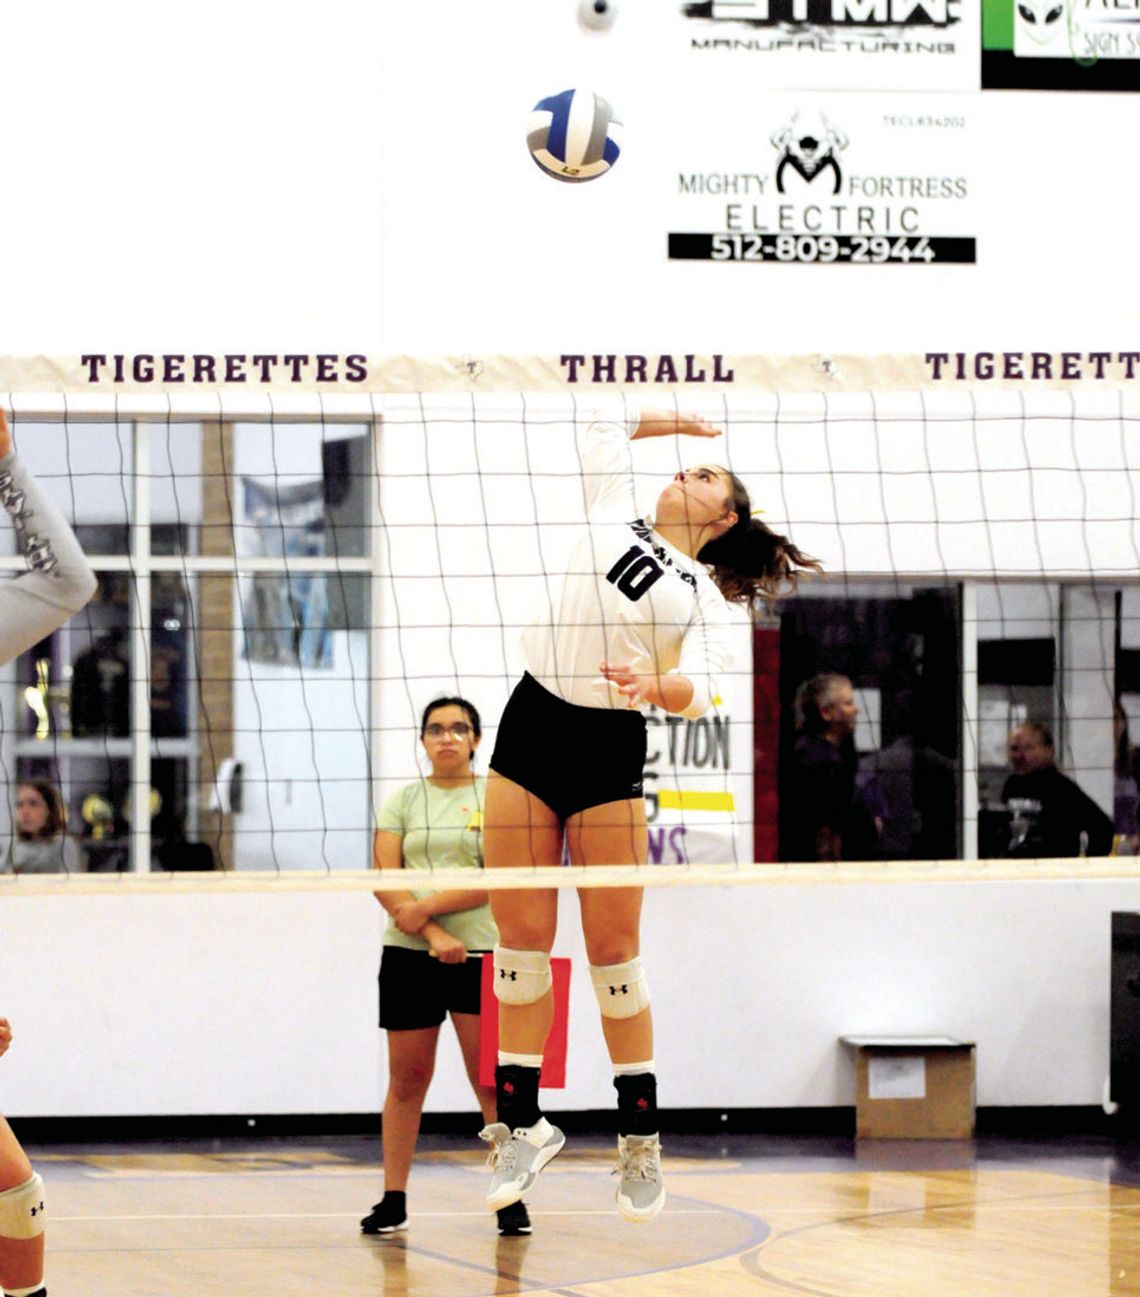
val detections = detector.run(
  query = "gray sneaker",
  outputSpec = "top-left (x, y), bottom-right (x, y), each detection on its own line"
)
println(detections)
top-left (614, 1133), bottom-right (665, 1222)
top-left (480, 1118), bottom-right (565, 1210)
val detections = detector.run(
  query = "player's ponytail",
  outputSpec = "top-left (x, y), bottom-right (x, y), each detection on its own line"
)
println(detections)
top-left (697, 472), bottom-right (821, 608)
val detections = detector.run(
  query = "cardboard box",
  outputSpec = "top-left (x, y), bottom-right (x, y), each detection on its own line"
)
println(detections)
top-left (841, 1036), bottom-right (976, 1139)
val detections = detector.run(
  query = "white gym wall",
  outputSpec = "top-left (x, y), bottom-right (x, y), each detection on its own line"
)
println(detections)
top-left (1, 1), bottom-right (1139, 1120)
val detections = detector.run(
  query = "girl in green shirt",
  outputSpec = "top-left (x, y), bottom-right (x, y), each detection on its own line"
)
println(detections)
top-left (362, 696), bottom-right (530, 1238)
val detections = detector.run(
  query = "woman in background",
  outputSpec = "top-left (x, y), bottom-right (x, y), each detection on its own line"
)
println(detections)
top-left (1, 783), bottom-right (81, 876)
top-left (363, 696), bottom-right (530, 1238)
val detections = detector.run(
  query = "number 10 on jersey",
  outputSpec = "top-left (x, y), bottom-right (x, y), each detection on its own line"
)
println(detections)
top-left (606, 546), bottom-right (664, 602)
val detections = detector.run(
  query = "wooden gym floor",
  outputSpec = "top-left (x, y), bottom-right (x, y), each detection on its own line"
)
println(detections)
top-left (27, 1129), bottom-right (1140, 1296)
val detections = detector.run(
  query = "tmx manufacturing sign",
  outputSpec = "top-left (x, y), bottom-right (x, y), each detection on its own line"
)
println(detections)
top-left (682, 0), bottom-right (977, 91)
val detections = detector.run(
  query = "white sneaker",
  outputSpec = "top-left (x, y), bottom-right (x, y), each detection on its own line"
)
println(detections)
top-left (480, 1117), bottom-right (566, 1211)
top-left (614, 1133), bottom-right (665, 1222)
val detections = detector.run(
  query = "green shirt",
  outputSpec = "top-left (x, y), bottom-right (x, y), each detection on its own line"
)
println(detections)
top-left (376, 776), bottom-right (498, 953)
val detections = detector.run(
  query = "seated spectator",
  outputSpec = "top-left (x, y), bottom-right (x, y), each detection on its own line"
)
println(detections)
top-left (1001, 722), bottom-right (1114, 858)
top-left (1, 780), bottom-right (82, 874)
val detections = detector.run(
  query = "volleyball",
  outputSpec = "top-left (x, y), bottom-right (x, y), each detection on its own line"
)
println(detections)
top-left (527, 89), bottom-right (621, 183)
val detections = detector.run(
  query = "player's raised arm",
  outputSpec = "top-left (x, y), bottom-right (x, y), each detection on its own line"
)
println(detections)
top-left (630, 408), bottom-right (721, 441)
top-left (0, 410), bottom-right (96, 1297)
top-left (0, 408), bottom-right (98, 666)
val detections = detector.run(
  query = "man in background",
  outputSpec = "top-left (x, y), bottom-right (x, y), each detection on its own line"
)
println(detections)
top-left (1002, 721), bottom-right (1114, 858)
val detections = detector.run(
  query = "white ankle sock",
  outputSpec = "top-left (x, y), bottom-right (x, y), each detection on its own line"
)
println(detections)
top-left (612, 1058), bottom-right (655, 1076)
top-left (498, 1050), bottom-right (544, 1068)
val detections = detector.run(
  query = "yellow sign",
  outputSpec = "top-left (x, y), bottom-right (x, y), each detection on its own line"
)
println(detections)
top-left (656, 790), bottom-right (736, 813)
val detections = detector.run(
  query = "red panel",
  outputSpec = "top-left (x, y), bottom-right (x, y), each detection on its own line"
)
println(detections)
top-left (479, 956), bottom-right (571, 1089)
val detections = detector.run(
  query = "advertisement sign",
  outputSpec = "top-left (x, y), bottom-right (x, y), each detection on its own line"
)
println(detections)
top-left (668, 98), bottom-right (976, 267)
top-left (644, 618), bottom-right (754, 867)
top-left (983, 0), bottom-right (1140, 89)
top-left (680, 0), bottom-right (980, 90)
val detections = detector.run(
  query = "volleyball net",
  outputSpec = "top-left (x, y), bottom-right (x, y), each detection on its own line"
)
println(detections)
top-left (2, 363), bottom-right (1139, 893)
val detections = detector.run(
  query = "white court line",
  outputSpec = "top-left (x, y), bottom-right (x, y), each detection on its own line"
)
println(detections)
top-left (56, 1195), bottom-right (1139, 1225)
top-left (55, 1207), bottom-right (721, 1223)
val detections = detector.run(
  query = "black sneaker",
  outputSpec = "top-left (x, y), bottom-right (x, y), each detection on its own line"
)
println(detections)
top-left (360, 1198), bottom-right (408, 1234)
top-left (496, 1199), bottom-right (532, 1236)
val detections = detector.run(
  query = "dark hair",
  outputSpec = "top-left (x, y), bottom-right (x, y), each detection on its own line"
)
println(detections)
top-left (420, 695), bottom-right (482, 740)
top-left (17, 780), bottom-right (69, 840)
top-left (1015, 720), bottom-right (1054, 751)
top-left (696, 471), bottom-right (821, 608)
top-left (794, 674), bottom-right (851, 735)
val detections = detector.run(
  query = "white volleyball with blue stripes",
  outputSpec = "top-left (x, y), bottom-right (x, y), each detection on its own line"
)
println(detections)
top-left (527, 89), bottom-right (621, 183)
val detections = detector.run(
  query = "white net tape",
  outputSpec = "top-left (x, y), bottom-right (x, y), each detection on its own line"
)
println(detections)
top-left (3, 858), bottom-right (1139, 896)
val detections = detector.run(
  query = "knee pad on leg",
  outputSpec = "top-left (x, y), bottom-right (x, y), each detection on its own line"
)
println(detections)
top-left (0, 1172), bottom-right (45, 1239)
top-left (591, 957), bottom-right (650, 1019)
top-left (493, 946), bottom-right (552, 1005)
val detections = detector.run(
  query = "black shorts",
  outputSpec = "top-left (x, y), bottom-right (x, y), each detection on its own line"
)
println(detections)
top-left (378, 945), bottom-right (488, 1031)
top-left (490, 672), bottom-right (647, 821)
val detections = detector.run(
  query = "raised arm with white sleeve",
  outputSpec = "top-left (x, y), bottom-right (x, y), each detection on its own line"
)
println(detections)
top-left (0, 418), bottom-right (98, 666)
top-left (520, 413), bottom-right (734, 715)
top-left (0, 411), bottom-right (95, 1297)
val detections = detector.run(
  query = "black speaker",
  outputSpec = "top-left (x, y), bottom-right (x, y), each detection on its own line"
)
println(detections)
top-left (1111, 912), bottom-right (1140, 1109)
top-left (977, 637), bottom-right (1055, 687)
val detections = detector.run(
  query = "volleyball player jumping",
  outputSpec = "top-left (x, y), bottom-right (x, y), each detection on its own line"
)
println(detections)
top-left (480, 407), bottom-right (818, 1222)
top-left (0, 407), bottom-right (98, 1297)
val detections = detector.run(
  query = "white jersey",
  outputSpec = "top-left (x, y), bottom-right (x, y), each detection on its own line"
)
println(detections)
top-left (520, 419), bottom-right (735, 720)
top-left (0, 451), bottom-right (98, 666)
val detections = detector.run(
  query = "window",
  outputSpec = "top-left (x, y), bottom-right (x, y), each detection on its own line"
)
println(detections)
top-left (1, 418), bottom-right (373, 873)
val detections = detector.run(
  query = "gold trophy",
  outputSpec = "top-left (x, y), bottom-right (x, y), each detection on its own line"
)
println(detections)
top-left (82, 794), bottom-right (115, 841)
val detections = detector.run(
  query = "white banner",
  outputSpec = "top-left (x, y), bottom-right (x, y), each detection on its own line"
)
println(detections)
top-left (644, 618), bottom-right (755, 865)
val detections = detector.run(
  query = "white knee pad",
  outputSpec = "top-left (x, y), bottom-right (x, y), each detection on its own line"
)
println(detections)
top-left (0, 1172), bottom-right (45, 1239)
top-left (591, 957), bottom-right (650, 1019)
top-left (492, 946), bottom-right (553, 1005)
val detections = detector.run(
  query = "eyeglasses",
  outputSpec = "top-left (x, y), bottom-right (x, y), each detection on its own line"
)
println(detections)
top-left (424, 722), bottom-right (473, 740)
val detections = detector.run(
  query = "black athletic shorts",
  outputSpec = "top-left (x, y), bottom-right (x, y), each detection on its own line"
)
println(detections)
top-left (490, 672), bottom-right (647, 821)
top-left (378, 945), bottom-right (488, 1031)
